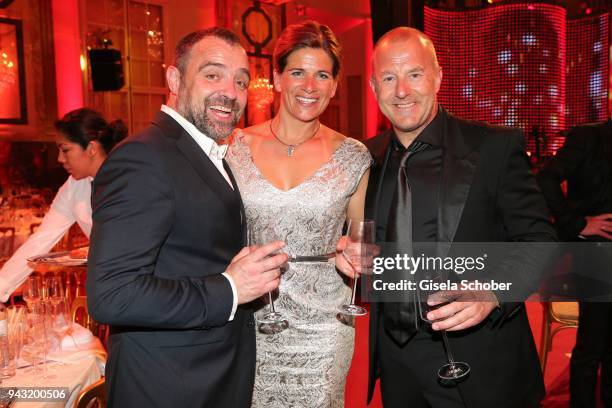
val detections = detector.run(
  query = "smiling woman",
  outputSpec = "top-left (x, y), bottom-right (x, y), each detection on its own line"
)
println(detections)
top-left (226, 20), bottom-right (373, 408)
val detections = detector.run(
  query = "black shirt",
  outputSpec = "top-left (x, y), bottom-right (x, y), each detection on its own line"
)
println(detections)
top-left (380, 108), bottom-right (445, 243)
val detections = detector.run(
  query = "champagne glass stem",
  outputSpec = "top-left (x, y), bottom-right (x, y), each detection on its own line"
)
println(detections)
top-left (267, 292), bottom-right (276, 314)
top-left (42, 323), bottom-right (48, 377)
top-left (350, 274), bottom-right (359, 305)
top-left (56, 330), bottom-right (63, 353)
top-left (441, 330), bottom-right (456, 366)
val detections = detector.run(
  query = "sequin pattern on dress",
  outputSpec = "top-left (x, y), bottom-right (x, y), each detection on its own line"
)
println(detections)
top-left (226, 131), bottom-right (372, 407)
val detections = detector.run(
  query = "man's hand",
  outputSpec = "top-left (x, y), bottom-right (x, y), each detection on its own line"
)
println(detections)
top-left (426, 289), bottom-right (499, 331)
top-left (581, 213), bottom-right (612, 239)
top-left (226, 241), bottom-right (288, 304)
top-left (334, 236), bottom-right (380, 279)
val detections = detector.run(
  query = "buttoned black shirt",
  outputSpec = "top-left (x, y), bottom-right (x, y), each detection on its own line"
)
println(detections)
top-left (379, 108), bottom-right (445, 243)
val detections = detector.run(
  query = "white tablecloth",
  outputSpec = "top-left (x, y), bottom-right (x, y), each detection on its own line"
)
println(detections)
top-left (3, 336), bottom-right (106, 408)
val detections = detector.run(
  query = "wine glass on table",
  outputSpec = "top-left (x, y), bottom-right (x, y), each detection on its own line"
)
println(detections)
top-left (248, 228), bottom-right (289, 335)
top-left (21, 337), bottom-right (44, 375)
top-left (21, 303), bottom-right (48, 376)
top-left (48, 298), bottom-right (71, 354)
top-left (338, 219), bottom-right (376, 317)
top-left (416, 270), bottom-right (470, 381)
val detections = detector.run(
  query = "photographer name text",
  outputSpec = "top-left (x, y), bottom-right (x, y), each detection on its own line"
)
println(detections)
top-left (372, 279), bottom-right (512, 291)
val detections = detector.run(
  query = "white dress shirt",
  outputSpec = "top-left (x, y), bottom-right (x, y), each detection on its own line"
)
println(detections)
top-left (160, 105), bottom-right (238, 321)
top-left (0, 176), bottom-right (92, 302)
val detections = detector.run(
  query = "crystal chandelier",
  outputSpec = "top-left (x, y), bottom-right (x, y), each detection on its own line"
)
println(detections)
top-left (248, 76), bottom-right (274, 109)
top-left (0, 50), bottom-right (16, 92)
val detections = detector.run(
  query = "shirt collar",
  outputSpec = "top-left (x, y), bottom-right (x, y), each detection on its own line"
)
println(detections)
top-left (392, 106), bottom-right (444, 150)
top-left (160, 105), bottom-right (227, 159)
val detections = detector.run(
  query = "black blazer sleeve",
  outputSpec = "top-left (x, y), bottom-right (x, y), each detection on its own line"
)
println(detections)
top-left (87, 141), bottom-right (233, 329)
top-left (497, 132), bottom-right (557, 242)
top-left (536, 132), bottom-right (588, 239)
top-left (493, 132), bottom-right (557, 323)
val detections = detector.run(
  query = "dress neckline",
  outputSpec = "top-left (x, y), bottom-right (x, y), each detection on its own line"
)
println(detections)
top-left (236, 131), bottom-right (350, 193)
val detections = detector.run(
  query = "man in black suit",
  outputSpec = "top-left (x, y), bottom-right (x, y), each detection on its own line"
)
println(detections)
top-left (87, 28), bottom-right (287, 407)
top-left (537, 120), bottom-right (612, 408)
top-left (361, 27), bottom-right (556, 407)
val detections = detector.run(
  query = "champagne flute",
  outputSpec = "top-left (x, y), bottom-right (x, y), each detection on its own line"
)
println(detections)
top-left (46, 274), bottom-right (65, 306)
top-left (64, 271), bottom-right (75, 309)
top-left (338, 219), bottom-right (375, 317)
top-left (248, 229), bottom-right (289, 335)
top-left (416, 271), bottom-right (470, 381)
top-left (23, 274), bottom-right (42, 310)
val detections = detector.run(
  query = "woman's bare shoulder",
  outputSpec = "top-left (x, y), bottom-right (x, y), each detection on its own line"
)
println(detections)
top-left (239, 122), bottom-right (271, 144)
top-left (322, 126), bottom-right (348, 149)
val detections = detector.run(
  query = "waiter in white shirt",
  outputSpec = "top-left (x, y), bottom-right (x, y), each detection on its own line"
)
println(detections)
top-left (0, 108), bottom-right (127, 302)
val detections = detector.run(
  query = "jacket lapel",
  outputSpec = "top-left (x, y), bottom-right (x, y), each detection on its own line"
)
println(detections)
top-left (437, 112), bottom-right (481, 245)
top-left (367, 114), bottom-right (482, 248)
top-left (365, 130), bottom-right (393, 227)
top-left (223, 160), bottom-right (247, 245)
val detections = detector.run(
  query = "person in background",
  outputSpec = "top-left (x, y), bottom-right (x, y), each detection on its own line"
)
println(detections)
top-left (0, 108), bottom-right (127, 302)
top-left (226, 20), bottom-right (371, 407)
top-left (537, 119), bottom-right (612, 408)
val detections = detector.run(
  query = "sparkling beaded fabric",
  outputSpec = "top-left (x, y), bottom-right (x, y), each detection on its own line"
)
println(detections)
top-left (227, 131), bottom-right (372, 407)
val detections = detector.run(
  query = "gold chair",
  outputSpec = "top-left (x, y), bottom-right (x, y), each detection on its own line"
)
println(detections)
top-left (71, 296), bottom-right (109, 350)
top-left (29, 222), bottom-right (41, 234)
top-left (539, 301), bottom-right (579, 375)
top-left (71, 296), bottom-right (93, 330)
top-left (0, 226), bottom-right (15, 263)
top-left (75, 377), bottom-right (106, 408)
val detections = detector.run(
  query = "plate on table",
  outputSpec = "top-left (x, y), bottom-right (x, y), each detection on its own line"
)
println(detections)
top-left (27, 249), bottom-right (87, 266)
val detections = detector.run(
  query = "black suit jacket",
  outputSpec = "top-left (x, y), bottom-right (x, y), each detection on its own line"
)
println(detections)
top-left (87, 112), bottom-right (254, 407)
top-left (366, 109), bottom-right (557, 407)
top-left (537, 121), bottom-right (612, 240)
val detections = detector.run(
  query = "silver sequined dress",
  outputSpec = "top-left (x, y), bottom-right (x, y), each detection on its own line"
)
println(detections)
top-left (227, 131), bottom-right (372, 407)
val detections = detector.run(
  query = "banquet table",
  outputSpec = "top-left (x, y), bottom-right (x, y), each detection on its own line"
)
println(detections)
top-left (1, 334), bottom-right (106, 408)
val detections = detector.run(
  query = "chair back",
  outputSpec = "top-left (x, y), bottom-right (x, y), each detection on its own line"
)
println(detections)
top-left (75, 377), bottom-right (106, 408)
top-left (29, 222), bottom-right (41, 234)
top-left (550, 301), bottom-right (579, 324)
top-left (539, 301), bottom-right (579, 375)
top-left (71, 296), bottom-right (92, 328)
top-left (0, 226), bottom-right (15, 263)
top-left (71, 296), bottom-right (109, 350)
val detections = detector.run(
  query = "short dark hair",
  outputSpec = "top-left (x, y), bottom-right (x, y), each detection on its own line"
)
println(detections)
top-left (174, 27), bottom-right (243, 74)
top-left (273, 20), bottom-right (342, 78)
top-left (55, 108), bottom-right (128, 154)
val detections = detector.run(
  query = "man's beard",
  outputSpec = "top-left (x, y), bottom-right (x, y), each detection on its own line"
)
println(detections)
top-left (178, 88), bottom-right (243, 141)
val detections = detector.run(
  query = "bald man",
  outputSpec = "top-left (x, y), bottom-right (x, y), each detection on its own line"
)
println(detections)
top-left (363, 27), bottom-right (556, 407)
